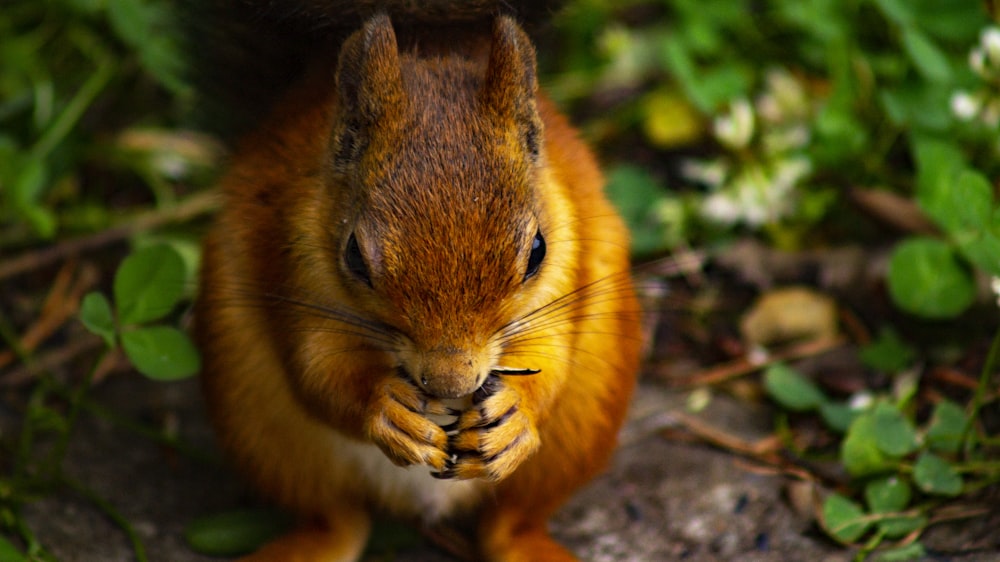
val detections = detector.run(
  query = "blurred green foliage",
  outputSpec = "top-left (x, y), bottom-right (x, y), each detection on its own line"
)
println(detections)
top-left (0, 0), bottom-right (189, 243)
top-left (549, 0), bottom-right (1000, 318)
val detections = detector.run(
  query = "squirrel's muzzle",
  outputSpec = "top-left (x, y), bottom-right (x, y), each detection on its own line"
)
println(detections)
top-left (402, 347), bottom-right (490, 399)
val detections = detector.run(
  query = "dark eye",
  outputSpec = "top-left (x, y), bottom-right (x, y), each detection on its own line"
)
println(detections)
top-left (345, 233), bottom-right (372, 287)
top-left (524, 229), bottom-right (545, 281)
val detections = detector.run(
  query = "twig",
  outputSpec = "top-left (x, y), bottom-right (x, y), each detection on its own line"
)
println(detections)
top-left (0, 261), bottom-right (97, 370)
top-left (659, 412), bottom-right (829, 485)
top-left (0, 190), bottom-right (218, 281)
top-left (661, 336), bottom-right (846, 386)
top-left (663, 411), bottom-right (784, 459)
top-left (0, 336), bottom-right (105, 388)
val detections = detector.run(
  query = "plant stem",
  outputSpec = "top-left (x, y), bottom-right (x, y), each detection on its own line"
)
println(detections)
top-left (28, 27), bottom-right (113, 162)
top-left (46, 348), bottom-right (108, 478)
top-left (962, 328), bottom-right (1000, 458)
top-left (62, 477), bottom-right (147, 562)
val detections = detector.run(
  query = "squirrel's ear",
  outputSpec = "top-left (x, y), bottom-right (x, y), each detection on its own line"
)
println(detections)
top-left (336, 13), bottom-right (405, 122)
top-left (481, 16), bottom-right (538, 112)
top-left (482, 16), bottom-right (541, 159)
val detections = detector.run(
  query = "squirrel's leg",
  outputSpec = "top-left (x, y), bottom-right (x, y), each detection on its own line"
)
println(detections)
top-left (241, 508), bottom-right (372, 562)
top-left (476, 509), bottom-right (577, 562)
top-left (475, 441), bottom-right (586, 561)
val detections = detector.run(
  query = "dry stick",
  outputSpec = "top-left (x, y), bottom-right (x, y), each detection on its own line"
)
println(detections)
top-left (661, 335), bottom-right (847, 387)
top-left (665, 411), bottom-right (784, 458)
top-left (0, 261), bottom-right (97, 370)
top-left (0, 189), bottom-right (219, 281)
top-left (0, 336), bottom-right (105, 387)
top-left (660, 413), bottom-right (823, 485)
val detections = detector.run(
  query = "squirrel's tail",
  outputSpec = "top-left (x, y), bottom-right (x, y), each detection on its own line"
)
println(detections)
top-left (178, 0), bottom-right (567, 142)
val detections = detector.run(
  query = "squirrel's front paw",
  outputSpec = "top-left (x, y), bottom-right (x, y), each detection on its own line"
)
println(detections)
top-left (366, 376), bottom-right (450, 470)
top-left (436, 375), bottom-right (540, 482)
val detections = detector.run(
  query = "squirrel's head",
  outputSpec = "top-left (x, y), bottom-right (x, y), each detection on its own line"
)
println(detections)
top-left (318, 14), bottom-right (560, 398)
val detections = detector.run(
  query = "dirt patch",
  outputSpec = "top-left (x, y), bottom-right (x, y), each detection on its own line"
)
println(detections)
top-left (8, 373), bottom-right (999, 561)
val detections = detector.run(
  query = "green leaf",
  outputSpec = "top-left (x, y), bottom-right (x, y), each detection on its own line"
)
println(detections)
top-left (185, 509), bottom-right (293, 556)
top-left (949, 171), bottom-right (1000, 276)
top-left (872, 402), bottom-right (919, 457)
top-left (925, 400), bottom-right (968, 454)
top-left (605, 165), bottom-right (669, 256)
top-left (865, 476), bottom-right (911, 513)
top-left (912, 452), bottom-right (963, 496)
top-left (764, 363), bottom-right (827, 411)
top-left (842, 409), bottom-right (895, 477)
top-left (819, 401), bottom-right (857, 433)
top-left (866, 476), bottom-right (925, 538)
top-left (858, 327), bottom-right (915, 373)
top-left (913, 137), bottom-right (965, 206)
top-left (926, 169), bottom-right (993, 243)
top-left (812, 104), bottom-right (868, 165)
top-left (880, 83), bottom-right (953, 131)
top-left (874, 0), bottom-right (913, 25)
top-left (107, 0), bottom-right (155, 48)
top-left (121, 326), bottom-right (200, 380)
top-left (822, 493), bottom-right (871, 544)
top-left (901, 28), bottom-right (952, 83)
top-left (0, 535), bottom-right (26, 562)
top-left (114, 244), bottom-right (187, 325)
top-left (887, 238), bottom-right (975, 319)
top-left (8, 154), bottom-right (56, 238)
top-left (80, 292), bottom-right (116, 347)
top-left (959, 230), bottom-right (1000, 277)
top-left (875, 542), bottom-right (927, 561)
top-left (878, 513), bottom-right (928, 540)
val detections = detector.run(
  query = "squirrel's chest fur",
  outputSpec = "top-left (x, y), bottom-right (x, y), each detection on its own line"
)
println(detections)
top-left (331, 430), bottom-right (485, 520)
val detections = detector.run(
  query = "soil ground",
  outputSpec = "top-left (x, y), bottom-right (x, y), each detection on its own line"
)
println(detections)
top-left (7, 370), bottom-right (999, 562)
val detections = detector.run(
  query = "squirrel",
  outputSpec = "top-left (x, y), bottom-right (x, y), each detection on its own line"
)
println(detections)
top-left (188, 1), bottom-right (643, 560)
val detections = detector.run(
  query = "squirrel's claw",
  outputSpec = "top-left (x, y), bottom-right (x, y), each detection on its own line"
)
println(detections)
top-left (444, 375), bottom-right (540, 482)
top-left (366, 376), bottom-right (450, 470)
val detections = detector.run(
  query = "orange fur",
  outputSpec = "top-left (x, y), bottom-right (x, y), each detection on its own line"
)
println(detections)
top-left (194, 12), bottom-right (641, 562)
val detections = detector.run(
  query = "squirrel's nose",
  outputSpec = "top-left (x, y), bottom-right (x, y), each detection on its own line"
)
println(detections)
top-left (404, 347), bottom-right (488, 398)
top-left (417, 370), bottom-right (479, 399)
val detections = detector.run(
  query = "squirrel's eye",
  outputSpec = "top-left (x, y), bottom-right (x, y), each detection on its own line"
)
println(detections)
top-left (524, 229), bottom-right (545, 281)
top-left (345, 233), bottom-right (372, 287)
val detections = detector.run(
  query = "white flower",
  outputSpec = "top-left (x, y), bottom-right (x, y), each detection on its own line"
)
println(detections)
top-left (702, 192), bottom-right (744, 225)
top-left (756, 68), bottom-right (809, 124)
top-left (951, 90), bottom-right (982, 120)
top-left (772, 157), bottom-right (812, 194)
top-left (848, 391), bottom-right (874, 411)
top-left (762, 124), bottom-right (810, 154)
top-left (713, 98), bottom-right (755, 150)
top-left (970, 27), bottom-right (1000, 80)
top-left (698, 156), bottom-right (812, 227)
top-left (680, 158), bottom-right (728, 188)
top-left (982, 27), bottom-right (1000, 69)
top-left (970, 48), bottom-right (988, 78)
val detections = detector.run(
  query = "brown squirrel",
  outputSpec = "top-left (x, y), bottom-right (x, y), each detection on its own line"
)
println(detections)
top-left (190, 1), bottom-right (642, 560)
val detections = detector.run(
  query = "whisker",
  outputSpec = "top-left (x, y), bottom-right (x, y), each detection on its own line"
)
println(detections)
top-left (201, 279), bottom-right (402, 347)
top-left (499, 274), bottom-right (638, 337)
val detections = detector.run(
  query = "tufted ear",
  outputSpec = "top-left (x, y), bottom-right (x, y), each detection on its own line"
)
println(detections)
top-left (481, 16), bottom-right (538, 111)
top-left (480, 16), bottom-right (542, 159)
top-left (335, 13), bottom-right (406, 124)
